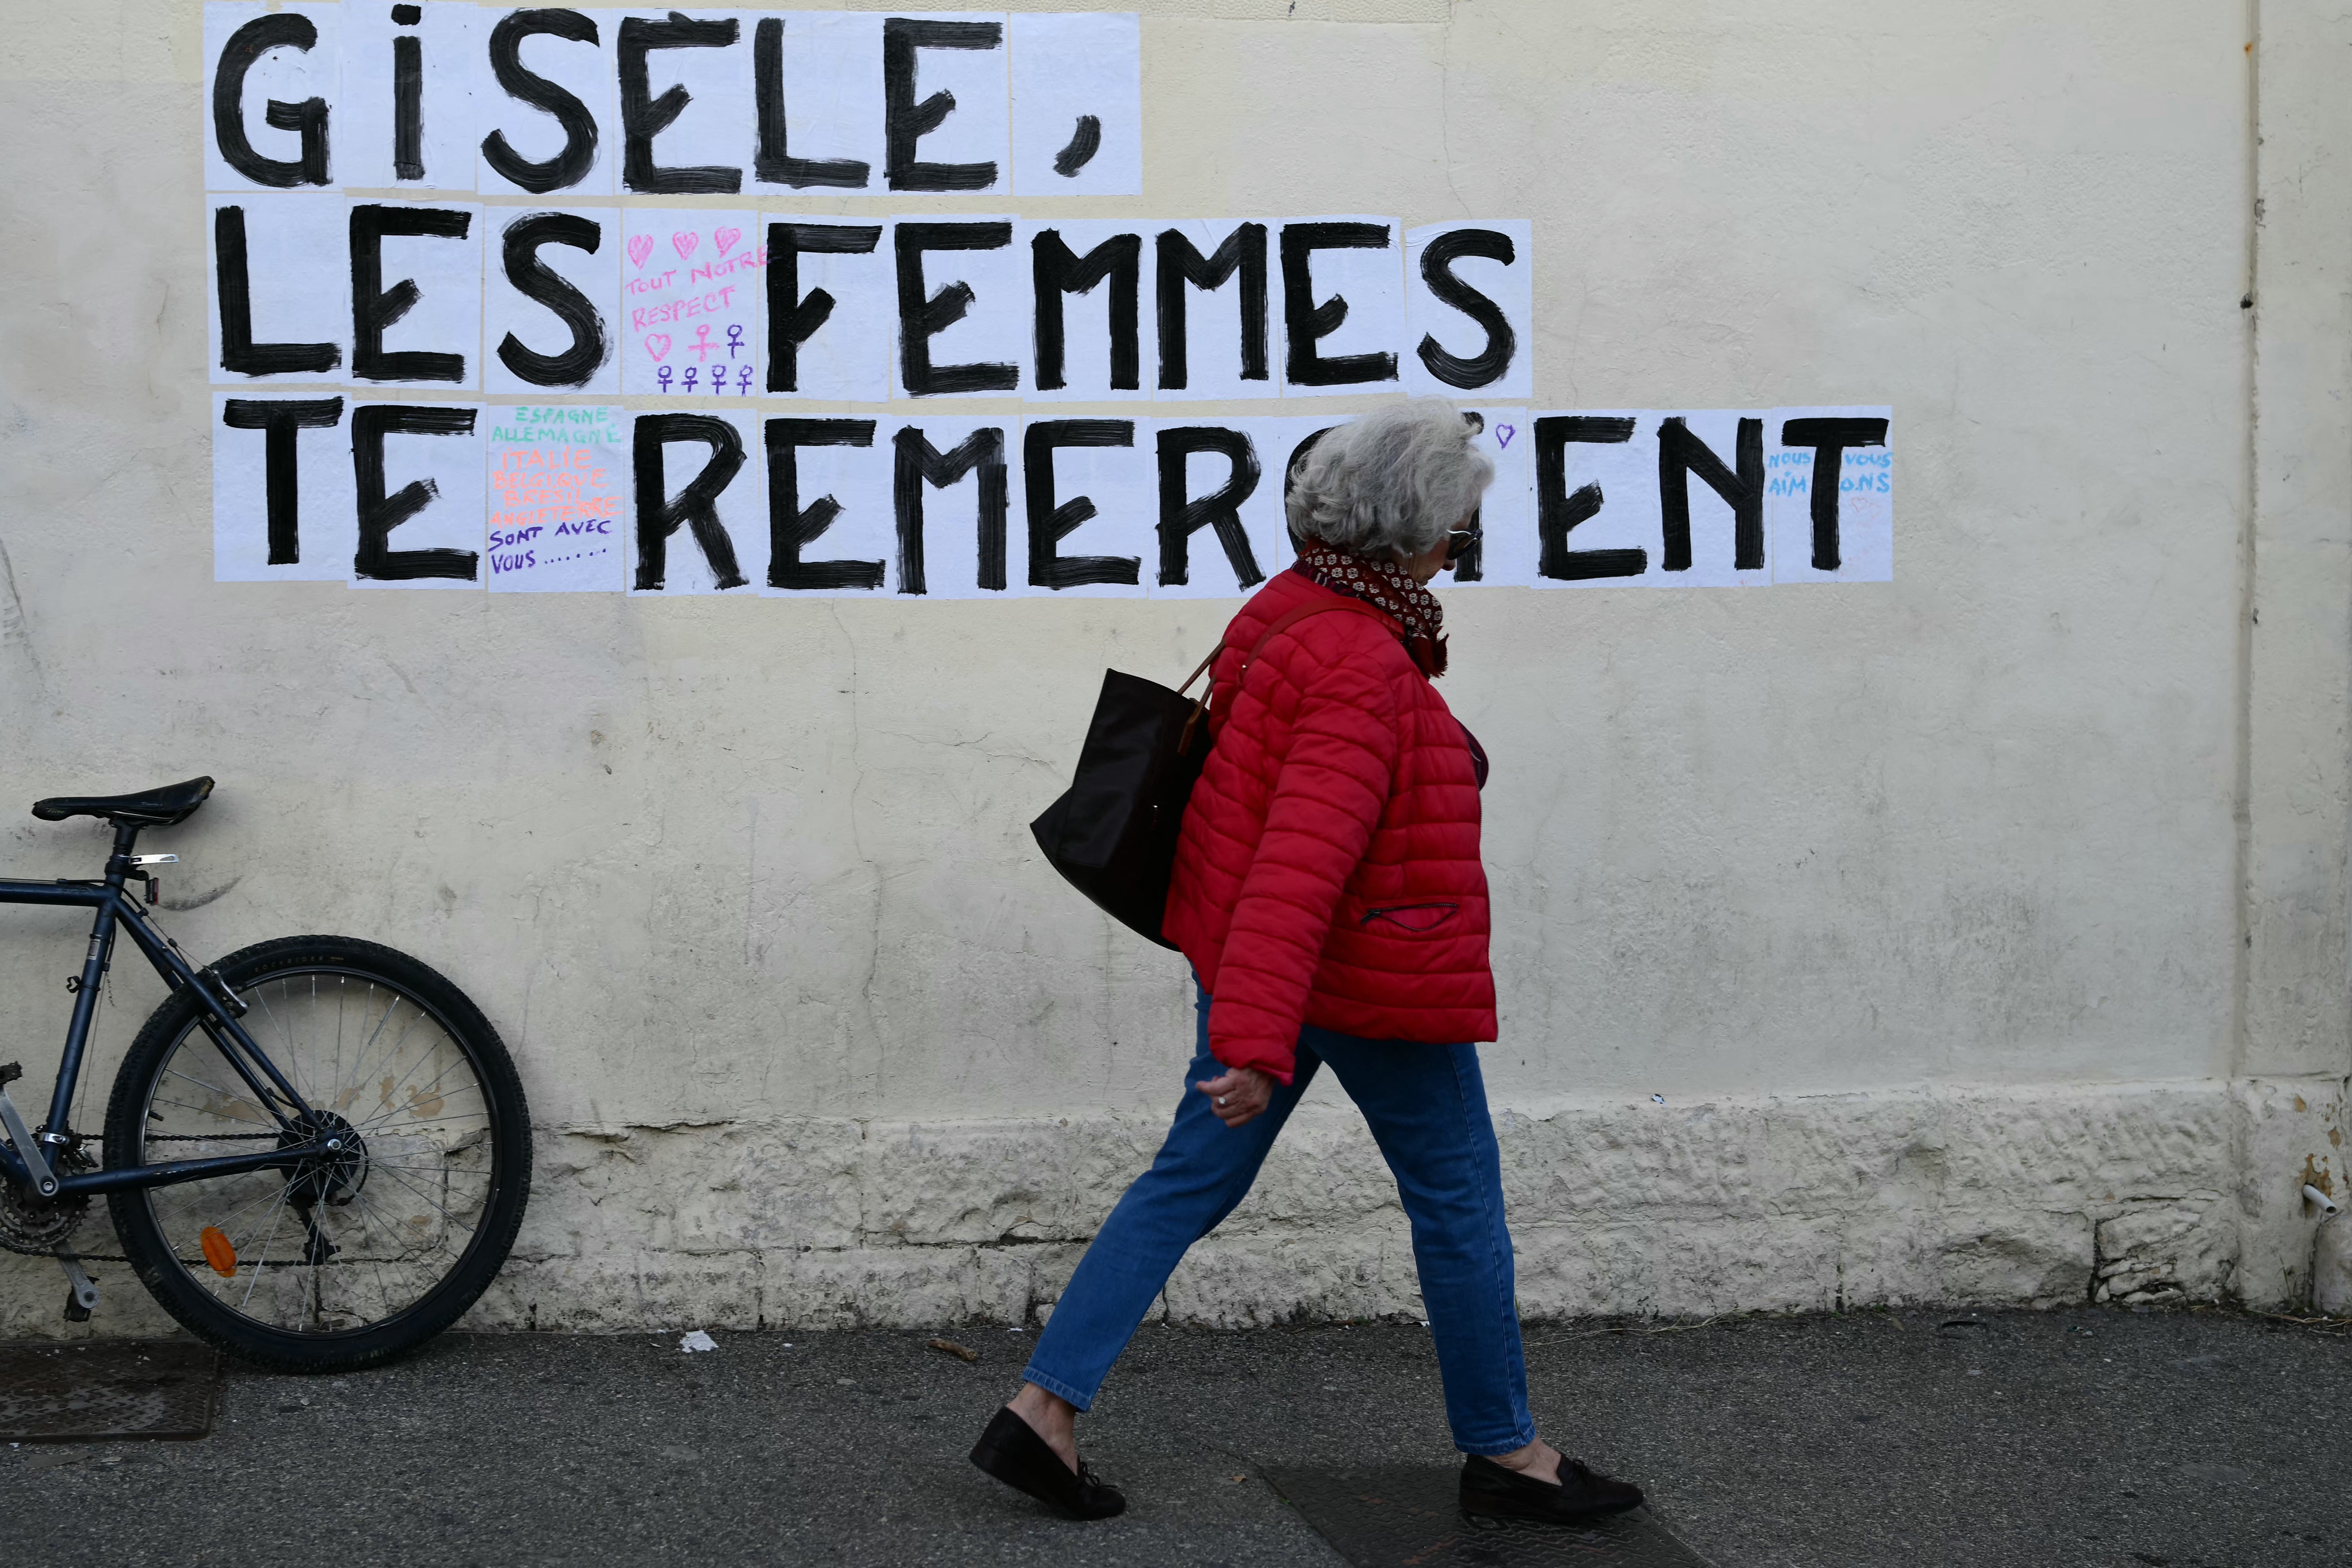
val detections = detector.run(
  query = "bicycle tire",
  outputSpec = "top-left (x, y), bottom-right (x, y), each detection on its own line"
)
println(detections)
top-left (103, 935), bottom-right (531, 1373)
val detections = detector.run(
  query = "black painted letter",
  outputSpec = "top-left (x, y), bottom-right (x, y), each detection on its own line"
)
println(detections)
top-left (1155, 427), bottom-right (1263, 589)
top-left (1415, 228), bottom-right (1516, 391)
top-left (1534, 416), bottom-right (1643, 581)
top-left (753, 18), bottom-right (868, 189)
top-left (391, 25), bottom-right (424, 181)
top-left (223, 397), bottom-right (343, 565)
top-left (1025, 421), bottom-right (1140, 590)
top-left (618, 10), bottom-right (743, 195)
top-left (497, 212), bottom-right (608, 389)
top-left (895, 223), bottom-right (1018, 396)
top-left (893, 425), bottom-right (1008, 595)
top-left (212, 14), bottom-right (330, 188)
top-left (632, 413), bottom-right (748, 591)
top-left (1156, 224), bottom-right (1268, 391)
top-left (1778, 417), bottom-right (1889, 571)
top-left (766, 222), bottom-right (882, 393)
top-left (480, 9), bottom-right (601, 194)
top-left (767, 418), bottom-right (883, 591)
top-left (353, 403), bottom-right (478, 582)
top-left (1032, 229), bottom-right (1140, 392)
top-left (883, 18), bottom-right (1002, 192)
top-left (351, 203), bottom-right (473, 384)
top-left (1280, 222), bottom-right (1398, 388)
top-left (214, 206), bottom-right (341, 377)
top-left (1657, 416), bottom-right (1765, 572)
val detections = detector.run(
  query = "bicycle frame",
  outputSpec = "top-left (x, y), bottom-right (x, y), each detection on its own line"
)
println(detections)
top-left (0, 823), bottom-right (330, 1199)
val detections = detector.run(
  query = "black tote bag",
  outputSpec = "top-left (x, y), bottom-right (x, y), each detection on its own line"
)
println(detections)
top-left (1029, 599), bottom-right (1392, 948)
top-left (1027, 657), bottom-right (1216, 950)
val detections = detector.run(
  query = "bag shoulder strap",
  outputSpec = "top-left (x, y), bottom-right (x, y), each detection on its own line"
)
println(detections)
top-left (1236, 597), bottom-right (1401, 680)
top-left (1176, 596), bottom-right (1402, 749)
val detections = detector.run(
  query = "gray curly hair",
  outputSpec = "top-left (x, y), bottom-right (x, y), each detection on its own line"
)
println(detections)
top-left (1284, 397), bottom-right (1494, 560)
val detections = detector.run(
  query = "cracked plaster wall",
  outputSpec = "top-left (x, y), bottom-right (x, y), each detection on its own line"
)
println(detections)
top-left (0, 1), bottom-right (2349, 1332)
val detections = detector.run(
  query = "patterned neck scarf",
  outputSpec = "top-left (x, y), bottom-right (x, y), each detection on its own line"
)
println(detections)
top-left (1289, 541), bottom-right (1448, 678)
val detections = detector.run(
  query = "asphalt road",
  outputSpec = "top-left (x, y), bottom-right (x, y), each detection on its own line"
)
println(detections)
top-left (10, 1306), bottom-right (2347, 1567)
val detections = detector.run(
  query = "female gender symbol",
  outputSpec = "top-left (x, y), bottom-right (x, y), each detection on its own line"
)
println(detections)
top-left (682, 366), bottom-right (699, 392)
top-left (725, 325), bottom-right (745, 358)
top-left (737, 363), bottom-right (754, 395)
top-left (690, 324), bottom-right (718, 362)
top-left (656, 365), bottom-right (674, 393)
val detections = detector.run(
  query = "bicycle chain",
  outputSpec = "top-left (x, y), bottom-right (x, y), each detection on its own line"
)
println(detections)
top-left (5, 1133), bottom-right (277, 1260)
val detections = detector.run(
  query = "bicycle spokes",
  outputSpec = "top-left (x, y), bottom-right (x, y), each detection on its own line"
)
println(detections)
top-left (136, 970), bottom-right (499, 1335)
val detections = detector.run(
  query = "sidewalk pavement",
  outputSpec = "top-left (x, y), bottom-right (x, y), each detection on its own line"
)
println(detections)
top-left (11, 1305), bottom-right (2347, 1567)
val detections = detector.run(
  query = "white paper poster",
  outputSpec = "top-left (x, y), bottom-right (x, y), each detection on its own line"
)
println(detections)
top-left (883, 13), bottom-right (1011, 195)
top-left (625, 409), bottom-right (766, 594)
top-left (1020, 220), bottom-right (1150, 404)
top-left (204, 2), bottom-right (342, 193)
top-left (339, 2), bottom-right (478, 191)
top-left (1010, 12), bottom-right (1141, 197)
top-left (1523, 410), bottom-right (1661, 591)
top-left (764, 219), bottom-right (892, 402)
top-left (213, 393), bottom-right (354, 582)
top-left (346, 200), bottom-right (484, 390)
top-left (485, 208), bottom-right (621, 397)
top-left (1016, 418), bottom-right (1152, 597)
top-left (1153, 220), bottom-right (1277, 403)
top-left (1147, 416), bottom-right (1318, 600)
top-left (1527, 410), bottom-right (1772, 589)
top-left (621, 208), bottom-right (762, 397)
top-left (208, 193), bottom-right (349, 384)
top-left (884, 418), bottom-right (1018, 598)
top-left (350, 402), bottom-right (486, 590)
top-left (1451, 409), bottom-right (1535, 588)
top-left (615, 9), bottom-right (753, 196)
top-left (1768, 406), bottom-right (1894, 584)
top-left (893, 217), bottom-right (1026, 399)
top-left (485, 405), bottom-right (626, 593)
top-left (748, 10), bottom-right (884, 192)
top-left (474, 6), bottom-right (617, 198)
top-left (1279, 217), bottom-right (1406, 398)
top-left (1404, 220), bottom-right (1534, 403)
top-left (1650, 410), bottom-right (1772, 587)
top-left (762, 416), bottom-right (892, 597)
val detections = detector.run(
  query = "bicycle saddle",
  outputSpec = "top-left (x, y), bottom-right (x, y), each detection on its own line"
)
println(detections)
top-left (31, 777), bottom-right (214, 827)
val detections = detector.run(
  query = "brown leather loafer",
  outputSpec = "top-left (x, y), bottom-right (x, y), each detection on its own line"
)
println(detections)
top-left (969, 1406), bottom-right (1127, 1520)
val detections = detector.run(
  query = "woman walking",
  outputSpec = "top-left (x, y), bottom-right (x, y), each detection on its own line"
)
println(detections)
top-left (971, 398), bottom-right (1645, 1526)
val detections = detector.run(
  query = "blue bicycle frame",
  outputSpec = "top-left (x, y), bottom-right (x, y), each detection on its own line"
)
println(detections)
top-left (0, 822), bottom-right (331, 1199)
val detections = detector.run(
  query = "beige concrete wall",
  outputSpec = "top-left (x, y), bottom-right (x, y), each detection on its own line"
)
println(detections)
top-left (0, 1), bottom-right (2344, 1331)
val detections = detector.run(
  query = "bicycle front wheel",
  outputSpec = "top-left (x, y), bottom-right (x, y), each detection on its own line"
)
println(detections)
top-left (103, 936), bottom-right (531, 1373)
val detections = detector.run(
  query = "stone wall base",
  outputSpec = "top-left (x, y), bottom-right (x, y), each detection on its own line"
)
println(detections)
top-left (5, 1075), bottom-right (2343, 1339)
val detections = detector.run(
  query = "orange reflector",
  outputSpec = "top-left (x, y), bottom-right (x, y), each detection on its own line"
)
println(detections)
top-left (199, 1226), bottom-right (236, 1277)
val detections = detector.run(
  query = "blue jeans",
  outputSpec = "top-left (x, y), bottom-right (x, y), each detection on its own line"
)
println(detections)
top-left (1022, 983), bottom-right (1536, 1456)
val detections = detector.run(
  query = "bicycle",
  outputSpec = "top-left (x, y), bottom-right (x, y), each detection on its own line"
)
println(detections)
top-left (0, 777), bottom-right (531, 1372)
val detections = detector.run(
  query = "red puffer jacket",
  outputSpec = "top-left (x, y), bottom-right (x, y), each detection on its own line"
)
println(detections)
top-left (1162, 569), bottom-right (1496, 1081)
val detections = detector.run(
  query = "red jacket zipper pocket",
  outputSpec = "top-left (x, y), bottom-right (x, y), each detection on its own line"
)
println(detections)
top-left (1360, 901), bottom-right (1460, 933)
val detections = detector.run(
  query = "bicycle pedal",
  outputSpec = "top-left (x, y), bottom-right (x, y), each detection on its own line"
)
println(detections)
top-left (55, 1251), bottom-right (99, 1320)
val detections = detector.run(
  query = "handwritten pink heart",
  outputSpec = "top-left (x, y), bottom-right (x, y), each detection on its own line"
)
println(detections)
top-left (714, 226), bottom-right (741, 257)
top-left (644, 334), bottom-right (672, 362)
top-left (671, 231), bottom-right (699, 261)
top-left (626, 234), bottom-right (654, 269)
top-left (1496, 423), bottom-right (1517, 450)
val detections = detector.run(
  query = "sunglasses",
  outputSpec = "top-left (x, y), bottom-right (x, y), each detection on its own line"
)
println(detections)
top-left (1443, 526), bottom-right (1481, 565)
